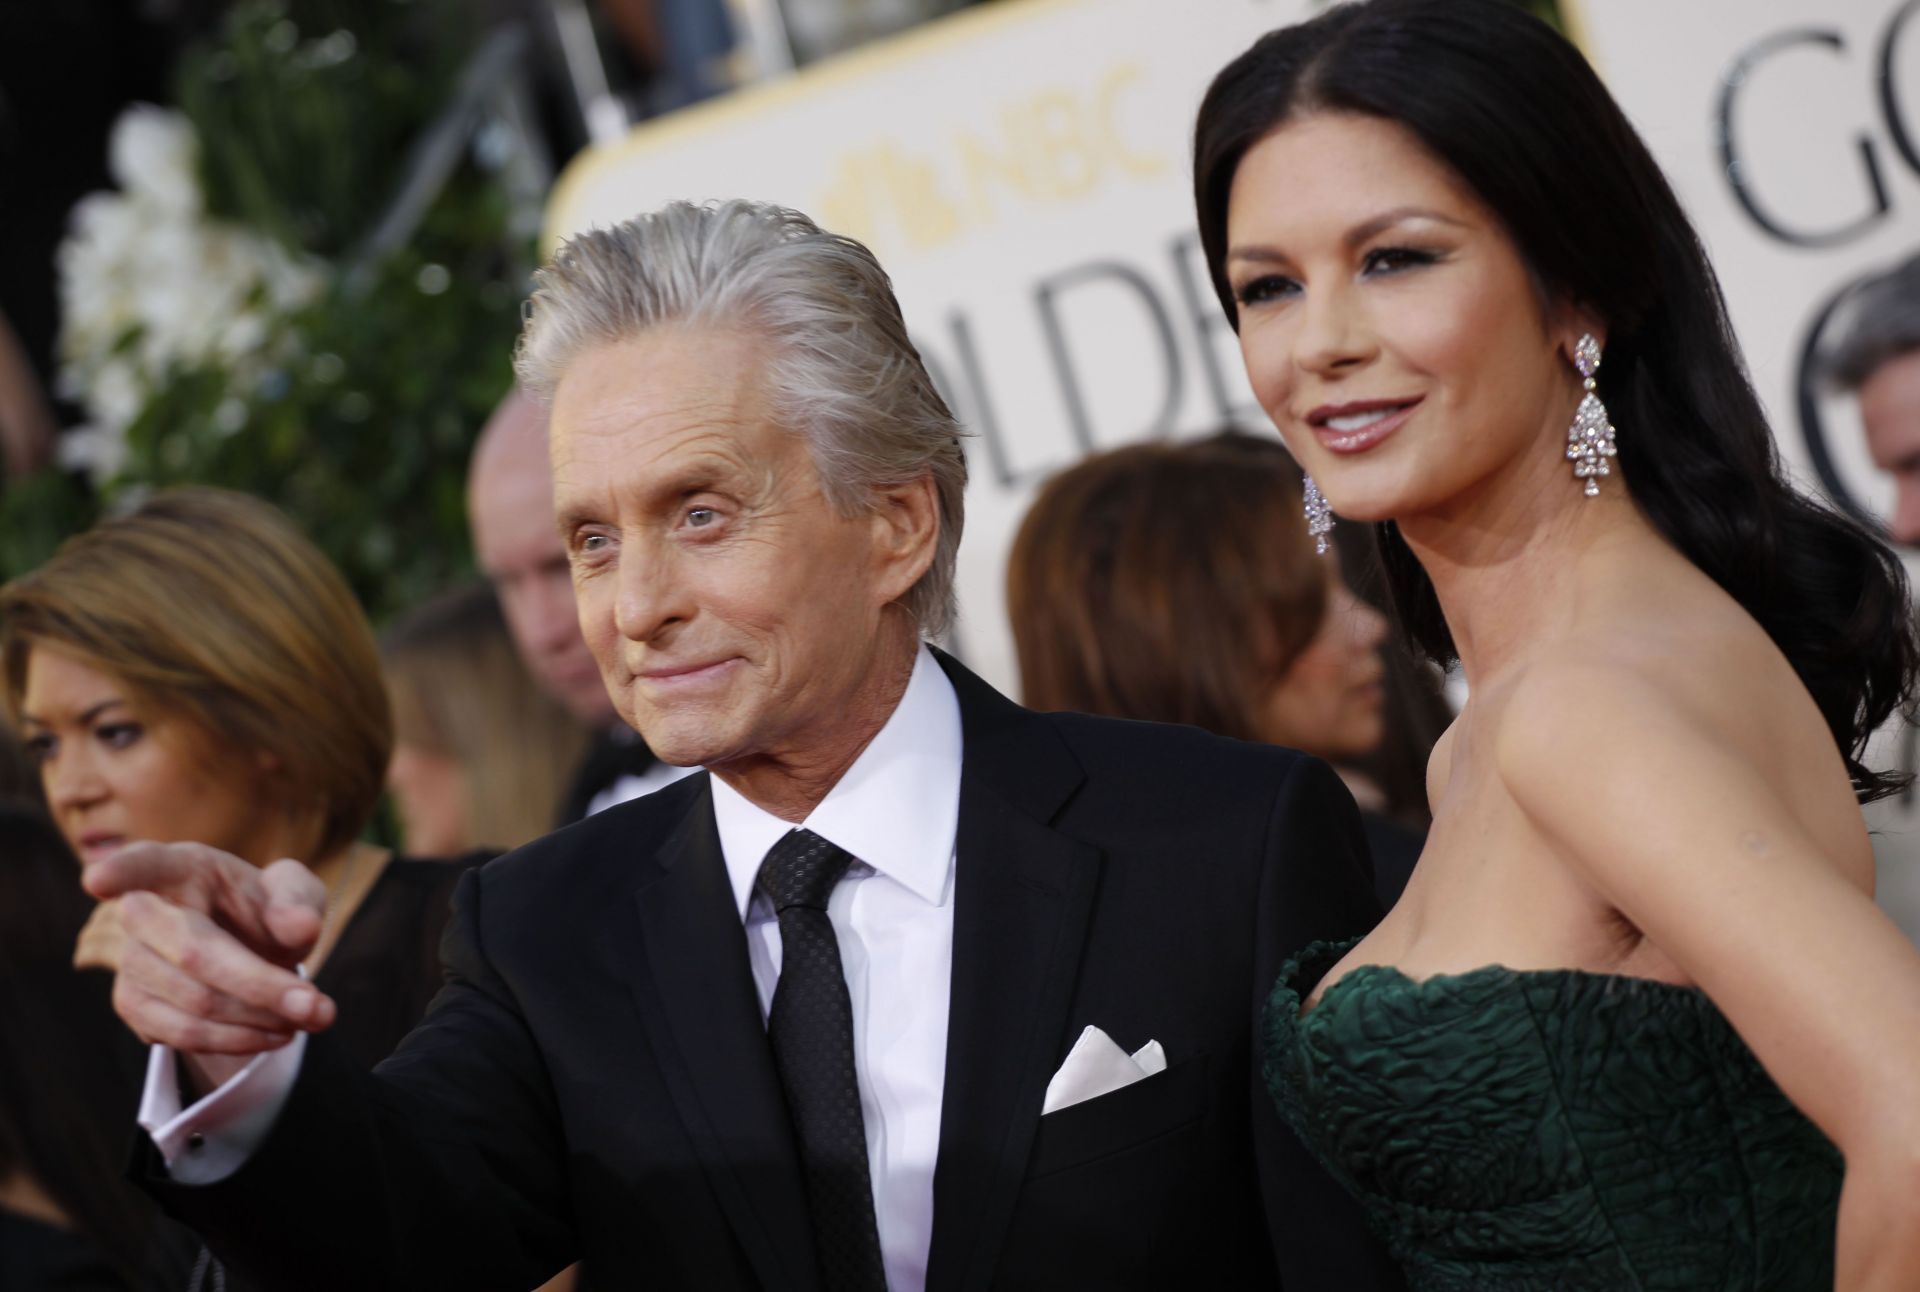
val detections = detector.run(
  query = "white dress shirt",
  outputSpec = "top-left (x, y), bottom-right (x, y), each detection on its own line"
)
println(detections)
top-left (710, 644), bottom-right (959, 1292)
top-left (585, 759), bottom-right (699, 817)
top-left (139, 644), bottom-right (963, 1292)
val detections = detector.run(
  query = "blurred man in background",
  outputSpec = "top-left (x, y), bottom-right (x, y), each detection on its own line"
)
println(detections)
top-left (1828, 252), bottom-right (1920, 947)
top-left (1829, 252), bottom-right (1920, 547)
top-left (467, 387), bottom-right (694, 818)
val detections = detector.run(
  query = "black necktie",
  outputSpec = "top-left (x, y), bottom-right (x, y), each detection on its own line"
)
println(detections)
top-left (757, 829), bottom-right (889, 1292)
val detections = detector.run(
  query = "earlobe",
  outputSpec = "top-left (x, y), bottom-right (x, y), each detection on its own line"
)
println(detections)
top-left (1557, 313), bottom-right (1606, 368)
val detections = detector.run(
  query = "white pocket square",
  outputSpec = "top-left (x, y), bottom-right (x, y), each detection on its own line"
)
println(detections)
top-left (1042, 1024), bottom-right (1168, 1115)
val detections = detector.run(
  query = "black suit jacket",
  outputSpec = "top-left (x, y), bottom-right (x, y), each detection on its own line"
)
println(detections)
top-left (140, 654), bottom-right (1404, 1291)
top-left (555, 726), bottom-right (663, 826)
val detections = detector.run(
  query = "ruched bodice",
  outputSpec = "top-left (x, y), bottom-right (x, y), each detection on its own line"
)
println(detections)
top-left (1264, 939), bottom-right (1842, 1290)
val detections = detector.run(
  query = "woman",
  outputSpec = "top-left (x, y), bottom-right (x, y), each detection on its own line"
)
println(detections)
top-left (0, 802), bottom-right (194, 1292)
top-left (382, 580), bottom-right (591, 855)
top-left (1007, 431), bottom-right (1434, 907)
top-left (1, 487), bottom-right (476, 1072)
top-left (1194, 1), bottom-right (1920, 1287)
top-left (1, 712), bottom-right (36, 805)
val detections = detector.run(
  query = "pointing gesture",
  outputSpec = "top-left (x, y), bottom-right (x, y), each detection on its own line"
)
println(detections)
top-left (84, 841), bottom-right (338, 1090)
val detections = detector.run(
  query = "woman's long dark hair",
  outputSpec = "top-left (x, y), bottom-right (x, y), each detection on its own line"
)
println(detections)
top-left (0, 802), bottom-right (172, 1285)
top-left (1194, 0), bottom-right (1917, 802)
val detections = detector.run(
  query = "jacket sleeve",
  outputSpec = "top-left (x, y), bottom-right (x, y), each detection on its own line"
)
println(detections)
top-left (134, 867), bottom-right (576, 1291)
top-left (1249, 753), bottom-right (1409, 1292)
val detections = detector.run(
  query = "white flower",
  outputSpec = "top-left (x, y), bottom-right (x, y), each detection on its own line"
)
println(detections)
top-left (58, 425), bottom-right (123, 479)
top-left (55, 102), bottom-right (326, 476)
top-left (108, 104), bottom-right (201, 218)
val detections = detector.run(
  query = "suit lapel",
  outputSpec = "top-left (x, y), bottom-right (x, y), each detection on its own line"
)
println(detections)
top-left (926, 656), bottom-right (1101, 1292)
top-left (623, 778), bottom-right (820, 1291)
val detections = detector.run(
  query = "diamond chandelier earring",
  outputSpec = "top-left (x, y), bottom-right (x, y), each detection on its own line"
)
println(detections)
top-left (1303, 475), bottom-right (1333, 555)
top-left (1566, 333), bottom-right (1617, 497)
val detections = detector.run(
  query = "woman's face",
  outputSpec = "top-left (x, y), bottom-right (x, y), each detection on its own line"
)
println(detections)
top-left (1225, 112), bottom-right (1575, 524)
top-left (1260, 568), bottom-right (1389, 762)
top-left (19, 648), bottom-right (284, 867)
top-left (386, 740), bottom-right (469, 858)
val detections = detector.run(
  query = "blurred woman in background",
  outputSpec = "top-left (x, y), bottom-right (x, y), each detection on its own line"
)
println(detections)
top-left (1, 711), bottom-right (36, 806)
top-left (1007, 430), bottom-right (1439, 907)
top-left (0, 487), bottom-right (476, 1071)
top-left (382, 580), bottom-right (591, 856)
top-left (0, 801), bottom-right (193, 1291)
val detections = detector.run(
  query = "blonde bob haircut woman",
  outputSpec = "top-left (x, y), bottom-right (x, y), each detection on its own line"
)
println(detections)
top-left (0, 486), bottom-right (391, 862)
top-left (382, 581), bottom-right (590, 854)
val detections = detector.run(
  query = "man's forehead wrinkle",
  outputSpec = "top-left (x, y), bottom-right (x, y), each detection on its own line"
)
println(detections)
top-left (552, 423), bottom-right (774, 527)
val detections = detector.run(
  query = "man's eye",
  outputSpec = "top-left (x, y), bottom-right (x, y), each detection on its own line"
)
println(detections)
top-left (686, 508), bottom-right (718, 528)
top-left (578, 534), bottom-right (611, 554)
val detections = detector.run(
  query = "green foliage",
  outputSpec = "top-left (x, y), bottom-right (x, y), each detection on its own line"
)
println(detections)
top-left (178, 0), bottom-right (463, 259)
top-left (0, 468), bottom-right (95, 581)
top-left (115, 172), bottom-right (524, 624)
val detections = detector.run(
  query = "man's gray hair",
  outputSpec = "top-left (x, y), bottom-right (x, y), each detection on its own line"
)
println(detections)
top-left (514, 200), bottom-right (969, 637)
top-left (1827, 251), bottom-right (1920, 391)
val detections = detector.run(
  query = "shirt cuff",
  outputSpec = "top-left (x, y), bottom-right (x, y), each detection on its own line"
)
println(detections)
top-left (137, 1032), bottom-right (307, 1185)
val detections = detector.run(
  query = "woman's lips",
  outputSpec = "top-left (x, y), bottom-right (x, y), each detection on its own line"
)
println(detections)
top-left (76, 833), bottom-right (127, 862)
top-left (1307, 398), bottom-right (1422, 454)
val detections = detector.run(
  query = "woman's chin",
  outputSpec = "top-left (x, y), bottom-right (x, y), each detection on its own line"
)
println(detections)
top-left (1318, 472), bottom-right (1449, 526)
top-left (1320, 494), bottom-right (1401, 526)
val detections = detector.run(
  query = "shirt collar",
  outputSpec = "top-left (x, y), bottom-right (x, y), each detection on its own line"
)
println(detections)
top-left (709, 645), bottom-right (962, 919)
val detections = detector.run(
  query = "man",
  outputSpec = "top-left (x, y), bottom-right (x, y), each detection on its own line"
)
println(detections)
top-left (468, 387), bottom-right (693, 816)
top-left (93, 202), bottom-right (1402, 1291)
top-left (1827, 254), bottom-right (1920, 948)
top-left (1829, 251), bottom-right (1920, 547)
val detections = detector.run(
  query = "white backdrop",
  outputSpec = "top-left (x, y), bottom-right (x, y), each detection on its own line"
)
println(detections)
top-left (1570, 0), bottom-right (1920, 520)
top-left (1572, 0), bottom-right (1920, 942)
top-left (545, 0), bottom-right (1920, 935)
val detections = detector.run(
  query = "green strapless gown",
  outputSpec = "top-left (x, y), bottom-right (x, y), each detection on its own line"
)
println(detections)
top-left (1264, 939), bottom-right (1843, 1290)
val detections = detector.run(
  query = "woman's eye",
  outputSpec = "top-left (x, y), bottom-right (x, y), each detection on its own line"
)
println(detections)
top-left (1362, 246), bottom-right (1438, 276)
top-left (22, 734), bottom-right (54, 764)
top-left (96, 723), bottom-right (142, 750)
top-left (1234, 274), bottom-right (1299, 307)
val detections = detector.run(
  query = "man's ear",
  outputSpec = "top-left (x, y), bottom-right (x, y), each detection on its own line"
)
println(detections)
top-left (867, 473), bottom-right (941, 608)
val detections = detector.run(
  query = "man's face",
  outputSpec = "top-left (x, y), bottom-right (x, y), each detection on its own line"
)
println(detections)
top-left (469, 412), bottom-right (615, 726)
top-left (549, 328), bottom-right (912, 774)
top-left (1860, 349), bottom-right (1920, 547)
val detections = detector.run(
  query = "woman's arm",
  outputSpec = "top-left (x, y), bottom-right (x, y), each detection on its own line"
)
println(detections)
top-left (1497, 663), bottom-right (1920, 1292)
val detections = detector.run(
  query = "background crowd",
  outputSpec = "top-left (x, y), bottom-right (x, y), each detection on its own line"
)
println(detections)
top-left (1, 1), bottom-right (1914, 1289)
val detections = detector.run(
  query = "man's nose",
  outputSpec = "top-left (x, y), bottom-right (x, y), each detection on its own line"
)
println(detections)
top-left (530, 574), bottom-right (586, 653)
top-left (1354, 598), bottom-right (1390, 651)
top-left (1893, 482), bottom-right (1920, 548)
top-left (614, 541), bottom-right (691, 645)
